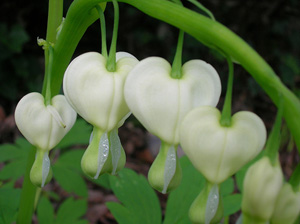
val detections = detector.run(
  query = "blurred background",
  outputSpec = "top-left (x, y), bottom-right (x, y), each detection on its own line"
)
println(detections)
top-left (0, 0), bottom-right (299, 223)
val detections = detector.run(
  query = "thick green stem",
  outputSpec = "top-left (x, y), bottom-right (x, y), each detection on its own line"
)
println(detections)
top-left (18, 0), bottom-right (63, 223)
top-left (49, 0), bottom-right (300, 152)
top-left (42, 0), bottom-right (63, 97)
top-left (170, 30), bottom-right (184, 79)
top-left (16, 148), bottom-right (37, 224)
top-left (220, 56), bottom-right (234, 127)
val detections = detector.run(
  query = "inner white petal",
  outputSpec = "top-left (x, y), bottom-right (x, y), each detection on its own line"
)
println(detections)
top-left (47, 105), bottom-right (66, 128)
top-left (41, 151), bottom-right (51, 187)
top-left (109, 129), bottom-right (121, 175)
top-left (205, 184), bottom-right (219, 224)
top-left (94, 132), bottom-right (109, 179)
top-left (162, 145), bottom-right (176, 194)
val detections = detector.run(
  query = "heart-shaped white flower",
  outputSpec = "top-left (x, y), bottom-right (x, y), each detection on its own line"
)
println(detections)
top-left (242, 156), bottom-right (283, 221)
top-left (124, 57), bottom-right (221, 145)
top-left (180, 106), bottom-right (267, 184)
top-left (63, 51), bottom-right (138, 132)
top-left (15, 92), bottom-right (77, 151)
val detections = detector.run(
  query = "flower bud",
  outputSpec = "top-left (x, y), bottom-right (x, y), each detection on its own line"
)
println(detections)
top-left (180, 106), bottom-right (266, 184)
top-left (271, 183), bottom-right (300, 224)
top-left (242, 156), bottom-right (283, 222)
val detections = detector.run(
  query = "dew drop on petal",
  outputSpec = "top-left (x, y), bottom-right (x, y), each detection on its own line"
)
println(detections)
top-left (109, 129), bottom-right (121, 175)
top-left (162, 145), bottom-right (176, 194)
top-left (41, 151), bottom-right (50, 187)
top-left (205, 184), bottom-right (219, 224)
top-left (94, 132), bottom-right (109, 179)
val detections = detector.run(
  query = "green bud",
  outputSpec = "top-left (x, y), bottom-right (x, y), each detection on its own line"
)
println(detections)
top-left (189, 182), bottom-right (223, 224)
top-left (148, 142), bottom-right (182, 194)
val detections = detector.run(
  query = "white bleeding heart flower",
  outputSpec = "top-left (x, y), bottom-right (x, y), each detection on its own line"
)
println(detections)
top-left (271, 183), bottom-right (300, 224)
top-left (242, 156), bottom-right (283, 222)
top-left (63, 51), bottom-right (138, 179)
top-left (63, 51), bottom-right (138, 131)
top-left (15, 92), bottom-right (77, 151)
top-left (124, 57), bottom-right (221, 193)
top-left (124, 57), bottom-right (221, 145)
top-left (15, 92), bottom-right (77, 187)
top-left (180, 106), bottom-right (267, 184)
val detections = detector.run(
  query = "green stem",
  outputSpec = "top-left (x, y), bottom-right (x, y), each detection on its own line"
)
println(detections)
top-left (16, 148), bottom-right (37, 224)
top-left (96, 4), bottom-right (108, 58)
top-left (289, 162), bottom-right (300, 192)
top-left (42, 0), bottom-right (63, 97)
top-left (187, 0), bottom-right (215, 21)
top-left (220, 56), bottom-right (234, 127)
top-left (44, 45), bottom-right (54, 105)
top-left (106, 0), bottom-right (119, 72)
top-left (49, 0), bottom-right (300, 152)
top-left (18, 0), bottom-right (63, 223)
top-left (170, 29), bottom-right (184, 79)
top-left (264, 97), bottom-right (283, 165)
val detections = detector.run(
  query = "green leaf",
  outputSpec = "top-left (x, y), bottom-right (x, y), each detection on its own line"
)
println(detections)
top-left (52, 165), bottom-right (88, 197)
top-left (91, 173), bottom-right (111, 190)
top-left (55, 198), bottom-right (88, 224)
top-left (108, 168), bottom-right (162, 224)
top-left (0, 188), bottom-right (21, 224)
top-left (0, 138), bottom-right (31, 181)
top-left (220, 177), bottom-right (234, 196)
top-left (37, 196), bottom-right (55, 224)
top-left (54, 150), bottom-right (84, 172)
top-left (57, 119), bottom-right (92, 149)
top-left (222, 194), bottom-right (242, 217)
top-left (52, 150), bottom-right (88, 197)
top-left (164, 156), bottom-right (205, 224)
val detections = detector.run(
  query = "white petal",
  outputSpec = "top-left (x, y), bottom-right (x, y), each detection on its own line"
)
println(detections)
top-left (180, 106), bottom-right (267, 183)
top-left (63, 52), bottom-right (138, 131)
top-left (15, 92), bottom-right (76, 151)
top-left (124, 57), bottom-right (221, 145)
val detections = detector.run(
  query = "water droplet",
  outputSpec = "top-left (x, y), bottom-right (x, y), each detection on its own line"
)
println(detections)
top-left (205, 184), bottom-right (219, 224)
top-left (162, 145), bottom-right (176, 194)
top-left (41, 151), bottom-right (50, 187)
top-left (94, 132), bottom-right (109, 179)
top-left (110, 129), bottom-right (121, 175)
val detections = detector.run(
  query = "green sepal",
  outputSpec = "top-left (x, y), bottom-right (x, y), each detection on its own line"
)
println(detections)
top-left (81, 127), bottom-right (126, 179)
top-left (189, 181), bottom-right (223, 224)
top-left (148, 141), bottom-right (182, 194)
